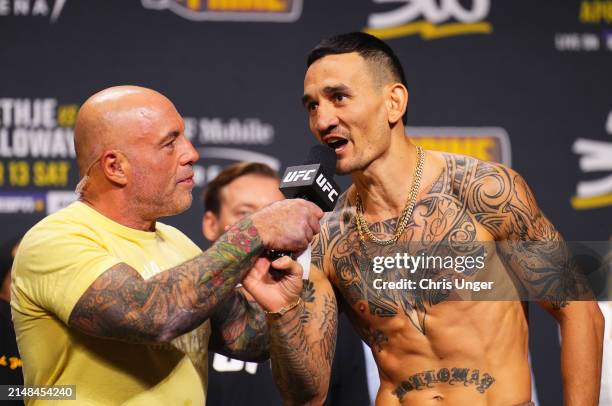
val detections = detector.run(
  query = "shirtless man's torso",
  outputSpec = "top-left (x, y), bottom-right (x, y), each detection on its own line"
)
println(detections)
top-left (317, 151), bottom-right (534, 405)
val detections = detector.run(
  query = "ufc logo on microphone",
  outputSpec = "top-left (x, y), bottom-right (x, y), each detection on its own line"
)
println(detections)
top-left (316, 173), bottom-right (339, 202)
top-left (283, 169), bottom-right (316, 182)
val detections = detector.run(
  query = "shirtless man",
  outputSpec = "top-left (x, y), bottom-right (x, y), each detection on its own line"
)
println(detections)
top-left (244, 33), bottom-right (605, 405)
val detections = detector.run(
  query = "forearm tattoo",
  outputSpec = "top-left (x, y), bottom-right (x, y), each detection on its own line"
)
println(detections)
top-left (269, 280), bottom-right (338, 403)
top-left (209, 290), bottom-right (269, 361)
top-left (69, 217), bottom-right (263, 343)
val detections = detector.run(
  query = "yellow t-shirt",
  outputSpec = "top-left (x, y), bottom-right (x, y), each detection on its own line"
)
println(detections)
top-left (11, 201), bottom-right (209, 405)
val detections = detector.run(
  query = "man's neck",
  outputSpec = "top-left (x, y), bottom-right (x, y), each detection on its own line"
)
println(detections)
top-left (80, 194), bottom-right (156, 232)
top-left (351, 135), bottom-right (419, 220)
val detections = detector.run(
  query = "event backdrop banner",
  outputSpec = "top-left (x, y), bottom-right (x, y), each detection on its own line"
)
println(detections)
top-left (2, 1), bottom-right (611, 403)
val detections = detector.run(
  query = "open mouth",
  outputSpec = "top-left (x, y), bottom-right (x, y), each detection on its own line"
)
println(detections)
top-left (326, 138), bottom-right (348, 151)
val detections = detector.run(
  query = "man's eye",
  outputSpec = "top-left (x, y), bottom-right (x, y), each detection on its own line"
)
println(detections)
top-left (165, 139), bottom-right (177, 148)
top-left (334, 94), bottom-right (346, 102)
top-left (307, 102), bottom-right (318, 112)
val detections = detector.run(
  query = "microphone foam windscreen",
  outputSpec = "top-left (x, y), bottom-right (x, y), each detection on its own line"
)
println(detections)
top-left (304, 144), bottom-right (337, 174)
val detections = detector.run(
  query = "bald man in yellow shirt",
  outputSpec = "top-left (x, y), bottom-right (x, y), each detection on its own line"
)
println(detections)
top-left (11, 86), bottom-right (322, 405)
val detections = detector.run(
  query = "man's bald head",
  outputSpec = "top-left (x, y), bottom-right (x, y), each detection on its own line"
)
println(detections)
top-left (74, 85), bottom-right (175, 176)
top-left (72, 85), bottom-right (197, 226)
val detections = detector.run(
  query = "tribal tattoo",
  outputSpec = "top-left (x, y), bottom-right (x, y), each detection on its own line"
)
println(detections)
top-left (268, 274), bottom-right (338, 404)
top-left (319, 153), bottom-right (587, 340)
top-left (69, 217), bottom-right (263, 343)
top-left (392, 367), bottom-right (496, 402)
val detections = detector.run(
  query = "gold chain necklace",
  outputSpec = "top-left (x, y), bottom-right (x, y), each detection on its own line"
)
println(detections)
top-left (355, 146), bottom-right (425, 246)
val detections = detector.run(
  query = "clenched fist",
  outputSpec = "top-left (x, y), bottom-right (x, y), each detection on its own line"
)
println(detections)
top-left (242, 256), bottom-right (304, 313)
top-left (250, 199), bottom-right (323, 253)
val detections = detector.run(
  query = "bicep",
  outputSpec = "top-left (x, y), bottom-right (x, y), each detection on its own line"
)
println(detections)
top-left (486, 168), bottom-right (591, 307)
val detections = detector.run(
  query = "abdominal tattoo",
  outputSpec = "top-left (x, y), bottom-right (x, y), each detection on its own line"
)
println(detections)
top-left (392, 367), bottom-right (496, 401)
top-left (317, 154), bottom-right (581, 345)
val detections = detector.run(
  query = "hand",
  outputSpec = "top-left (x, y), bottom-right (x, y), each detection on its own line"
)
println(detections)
top-left (250, 199), bottom-right (323, 253)
top-left (242, 256), bottom-right (303, 313)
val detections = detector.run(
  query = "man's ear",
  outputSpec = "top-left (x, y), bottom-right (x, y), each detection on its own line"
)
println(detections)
top-left (101, 150), bottom-right (129, 186)
top-left (202, 211), bottom-right (221, 241)
top-left (386, 83), bottom-right (408, 125)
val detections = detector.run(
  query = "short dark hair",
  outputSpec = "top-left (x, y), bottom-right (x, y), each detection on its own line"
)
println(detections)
top-left (307, 32), bottom-right (408, 124)
top-left (203, 162), bottom-right (279, 215)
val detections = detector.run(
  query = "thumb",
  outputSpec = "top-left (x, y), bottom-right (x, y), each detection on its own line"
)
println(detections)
top-left (250, 257), bottom-right (271, 277)
top-left (271, 255), bottom-right (293, 270)
top-left (271, 256), bottom-right (303, 278)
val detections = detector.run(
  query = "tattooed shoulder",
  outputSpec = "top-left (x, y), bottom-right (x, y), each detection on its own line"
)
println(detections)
top-left (436, 152), bottom-right (557, 241)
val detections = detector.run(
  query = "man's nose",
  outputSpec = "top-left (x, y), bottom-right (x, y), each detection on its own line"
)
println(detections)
top-left (181, 137), bottom-right (199, 165)
top-left (314, 101), bottom-right (340, 133)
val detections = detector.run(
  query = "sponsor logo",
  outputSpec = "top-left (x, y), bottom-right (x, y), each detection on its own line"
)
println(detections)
top-left (364, 0), bottom-right (492, 40)
top-left (283, 168), bottom-right (316, 182)
top-left (407, 127), bottom-right (511, 166)
top-left (0, 192), bottom-right (45, 213)
top-left (315, 172), bottom-right (339, 203)
top-left (187, 117), bottom-right (274, 145)
top-left (571, 111), bottom-right (612, 210)
top-left (580, 0), bottom-right (612, 24)
top-left (184, 114), bottom-right (280, 186)
top-left (555, 0), bottom-right (612, 52)
top-left (280, 164), bottom-right (340, 210)
top-left (283, 167), bottom-right (339, 202)
top-left (0, 0), bottom-right (67, 22)
top-left (141, 0), bottom-right (302, 22)
top-left (0, 190), bottom-right (75, 214)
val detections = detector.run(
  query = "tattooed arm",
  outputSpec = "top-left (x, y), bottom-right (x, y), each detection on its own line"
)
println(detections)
top-left (69, 218), bottom-right (263, 344)
top-left (470, 161), bottom-right (604, 405)
top-left (208, 288), bottom-right (269, 362)
top-left (69, 199), bottom-right (323, 344)
top-left (242, 234), bottom-right (338, 405)
top-left (268, 265), bottom-right (337, 405)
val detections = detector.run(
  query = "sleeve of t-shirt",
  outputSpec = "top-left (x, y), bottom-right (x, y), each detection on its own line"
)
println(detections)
top-left (12, 221), bottom-right (121, 325)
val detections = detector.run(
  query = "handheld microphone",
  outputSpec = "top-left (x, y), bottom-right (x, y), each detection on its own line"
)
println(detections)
top-left (265, 145), bottom-right (342, 275)
top-left (279, 144), bottom-right (341, 211)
